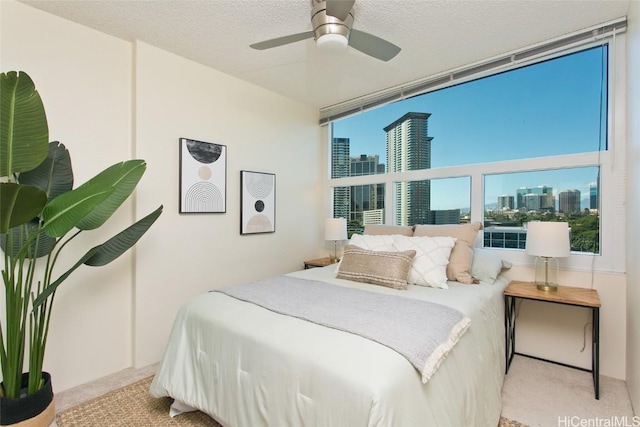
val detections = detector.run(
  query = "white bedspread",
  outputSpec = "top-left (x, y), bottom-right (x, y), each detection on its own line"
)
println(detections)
top-left (150, 265), bottom-right (507, 427)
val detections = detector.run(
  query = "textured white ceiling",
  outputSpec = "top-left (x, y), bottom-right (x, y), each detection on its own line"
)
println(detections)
top-left (21, 0), bottom-right (630, 109)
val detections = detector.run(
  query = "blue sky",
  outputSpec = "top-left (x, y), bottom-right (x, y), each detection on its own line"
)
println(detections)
top-left (332, 46), bottom-right (607, 211)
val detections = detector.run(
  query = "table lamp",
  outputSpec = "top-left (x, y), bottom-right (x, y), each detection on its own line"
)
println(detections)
top-left (325, 218), bottom-right (347, 263)
top-left (525, 221), bottom-right (571, 291)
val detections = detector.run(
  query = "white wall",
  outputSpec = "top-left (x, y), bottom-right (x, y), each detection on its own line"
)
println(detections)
top-left (0, 1), bottom-right (324, 391)
top-left (132, 41), bottom-right (323, 367)
top-left (626, 0), bottom-right (640, 414)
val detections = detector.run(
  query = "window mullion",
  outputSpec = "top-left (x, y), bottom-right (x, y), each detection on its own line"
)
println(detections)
top-left (471, 172), bottom-right (484, 226)
top-left (328, 152), bottom-right (604, 189)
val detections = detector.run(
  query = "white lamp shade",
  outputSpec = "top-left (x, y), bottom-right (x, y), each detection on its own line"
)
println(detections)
top-left (325, 218), bottom-right (347, 241)
top-left (525, 221), bottom-right (571, 258)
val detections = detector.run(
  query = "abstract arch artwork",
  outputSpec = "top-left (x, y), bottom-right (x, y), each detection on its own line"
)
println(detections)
top-left (241, 170), bottom-right (276, 234)
top-left (179, 138), bottom-right (227, 213)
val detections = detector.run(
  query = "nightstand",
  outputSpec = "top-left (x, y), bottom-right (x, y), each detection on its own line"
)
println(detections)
top-left (504, 280), bottom-right (601, 399)
top-left (303, 257), bottom-right (336, 269)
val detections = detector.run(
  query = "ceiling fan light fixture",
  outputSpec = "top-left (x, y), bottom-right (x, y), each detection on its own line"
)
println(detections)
top-left (250, 0), bottom-right (401, 62)
top-left (316, 33), bottom-right (348, 51)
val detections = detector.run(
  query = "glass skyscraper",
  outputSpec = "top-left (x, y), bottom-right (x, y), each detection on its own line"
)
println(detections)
top-left (384, 112), bottom-right (433, 226)
top-left (559, 189), bottom-right (581, 214)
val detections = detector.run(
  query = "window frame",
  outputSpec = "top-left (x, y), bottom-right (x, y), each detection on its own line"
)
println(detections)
top-left (326, 34), bottom-right (626, 274)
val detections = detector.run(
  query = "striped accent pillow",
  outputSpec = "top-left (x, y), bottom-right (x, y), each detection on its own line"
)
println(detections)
top-left (337, 245), bottom-right (416, 290)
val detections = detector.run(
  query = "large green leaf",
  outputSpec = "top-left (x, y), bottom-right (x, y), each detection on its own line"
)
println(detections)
top-left (41, 185), bottom-right (114, 238)
top-left (84, 205), bottom-right (163, 266)
top-left (76, 160), bottom-right (147, 230)
top-left (32, 205), bottom-right (163, 309)
top-left (0, 71), bottom-right (49, 177)
top-left (0, 220), bottom-right (57, 258)
top-left (0, 183), bottom-right (47, 233)
top-left (18, 141), bottom-right (73, 202)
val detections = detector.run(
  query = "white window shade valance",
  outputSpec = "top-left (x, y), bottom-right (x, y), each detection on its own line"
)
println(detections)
top-left (319, 17), bottom-right (626, 125)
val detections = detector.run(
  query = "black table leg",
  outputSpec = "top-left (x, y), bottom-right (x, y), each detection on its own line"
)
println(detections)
top-left (593, 307), bottom-right (600, 399)
top-left (505, 295), bottom-right (516, 374)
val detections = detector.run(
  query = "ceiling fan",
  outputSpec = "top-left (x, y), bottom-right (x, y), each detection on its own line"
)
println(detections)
top-left (250, 0), bottom-right (401, 62)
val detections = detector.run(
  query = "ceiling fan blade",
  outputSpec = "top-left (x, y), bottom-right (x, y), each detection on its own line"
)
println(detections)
top-left (348, 29), bottom-right (401, 61)
top-left (326, 0), bottom-right (355, 21)
top-left (250, 31), bottom-right (315, 50)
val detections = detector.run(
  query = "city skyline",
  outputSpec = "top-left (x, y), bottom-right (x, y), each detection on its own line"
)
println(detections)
top-left (331, 46), bottom-right (606, 213)
top-left (332, 112), bottom-right (441, 230)
top-left (492, 185), bottom-right (593, 214)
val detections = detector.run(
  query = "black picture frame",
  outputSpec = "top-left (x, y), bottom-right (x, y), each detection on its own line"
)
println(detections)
top-left (240, 170), bottom-right (276, 234)
top-left (179, 138), bottom-right (227, 213)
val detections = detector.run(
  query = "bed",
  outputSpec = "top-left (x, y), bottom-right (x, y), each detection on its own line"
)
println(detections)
top-left (150, 223), bottom-right (508, 427)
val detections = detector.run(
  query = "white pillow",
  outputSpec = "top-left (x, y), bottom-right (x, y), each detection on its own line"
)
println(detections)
top-left (348, 233), bottom-right (395, 252)
top-left (470, 248), bottom-right (509, 283)
top-left (392, 235), bottom-right (456, 289)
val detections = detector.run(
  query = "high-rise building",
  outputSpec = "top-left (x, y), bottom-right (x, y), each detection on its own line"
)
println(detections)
top-left (516, 185), bottom-right (553, 209)
top-left (521, 192), bottom-right (555, 212)
top-left (331, 137), bottom-right (386, 233)
top-left (539, 194), bottom-right (555, 212)
top-left (590, 183), bottom-right (598, 210)
top-left (427, 209), bottom-right (461, 224)
top-left (333, 186), bottom-right (351, 222)
top-left (349, 154), bottom-right (385, 231)
top-left (559, 189), bottom-right (581, 214)
top-left (331, 138), bottom-right (351, 220)
top-left (384, 112), bottom-right (433, 226)
top-left (331, 137), bottom-right (350, 179)
top-left (523, 193), bottom-right (541, 211)
top-left (497, 195), bottom-right (515, 210)
top-left (351, 154), bottom-right (382, 176)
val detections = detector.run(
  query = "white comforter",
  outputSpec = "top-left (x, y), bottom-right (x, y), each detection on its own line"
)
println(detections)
top-left (150, 265), bottom-right (507, 427)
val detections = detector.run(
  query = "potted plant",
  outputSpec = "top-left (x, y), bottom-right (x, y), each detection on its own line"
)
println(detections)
top-left (0, 71), bottom-right (163, 426)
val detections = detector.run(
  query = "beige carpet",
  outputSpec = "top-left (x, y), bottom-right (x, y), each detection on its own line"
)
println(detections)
top-left (55, 377), bottom-right (220, 427)
top-left (55, 376), bottom-right (527, 427)
top-left (501, 355), bottom-right (635, 427)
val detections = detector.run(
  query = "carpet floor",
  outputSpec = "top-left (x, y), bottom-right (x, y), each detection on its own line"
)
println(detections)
top-left (56, 377), bottom-right (219, 427)
top-left (55, 376), bottom-right (527, 427)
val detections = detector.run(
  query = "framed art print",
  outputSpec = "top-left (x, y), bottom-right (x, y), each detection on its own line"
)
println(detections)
top-left (241, 170), bottom-right (275, 234)
top-left (179, 138), bottom-right (226, 213)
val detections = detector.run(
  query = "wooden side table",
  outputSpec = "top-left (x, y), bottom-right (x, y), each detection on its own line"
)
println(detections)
top-left (303, 257), bottom-right (336, 269)
top-left (504, 280), bottom-right (601, 399)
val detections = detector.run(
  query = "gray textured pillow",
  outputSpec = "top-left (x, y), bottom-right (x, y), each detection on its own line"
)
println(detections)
top-left (471, 248), bottom-right (512, 283)
top-left (337, 245), bottom-right (416, 290)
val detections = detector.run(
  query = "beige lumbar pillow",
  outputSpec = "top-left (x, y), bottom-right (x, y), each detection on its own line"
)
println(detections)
top-left (413, 222), bottom-right (483, 284)
top-left (337, 245), bottom-right (416, 290)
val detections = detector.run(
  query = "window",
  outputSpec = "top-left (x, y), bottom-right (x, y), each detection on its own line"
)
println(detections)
top-left (331, 47), bottom-right (607, 178)
top-left (333, 184), bottom-right (386, 237)
top-left (484, 168), bottom-right (600, 254)
top-left (328, 34), bottom-right (625, 272)
top-left (394, 177), bottom-right (470, 226)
